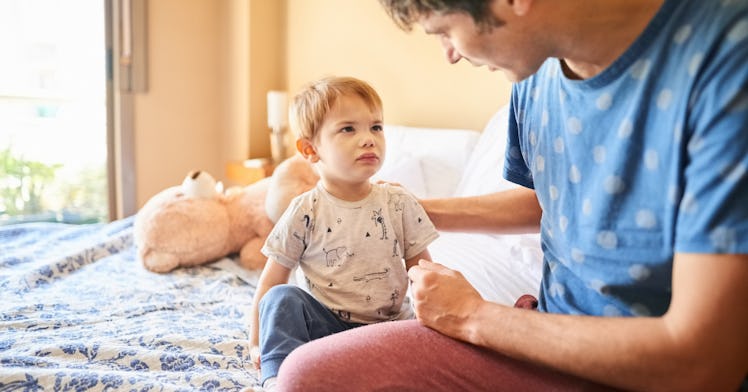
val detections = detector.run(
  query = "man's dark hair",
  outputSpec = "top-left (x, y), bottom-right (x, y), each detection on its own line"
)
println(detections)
top-left (378, 0), bottom-right (499, 32)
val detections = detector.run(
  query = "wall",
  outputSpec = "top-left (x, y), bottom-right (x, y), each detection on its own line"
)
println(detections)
top-left (285, 0), bottom-right (510, 130)
top-left (133, 0), bottom-right (223, 208)
top-left (248, 0), bottom-right (286, 158)
top-left (131, 0), bottom-right (511, 210)
top-left (132, 0), bottom-right (286, 208)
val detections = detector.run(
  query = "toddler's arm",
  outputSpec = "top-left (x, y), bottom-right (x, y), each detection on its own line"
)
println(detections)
top-left (405, 249), bottom-right (431, 271)
top-left (249, 259), bottom-right (292, 370)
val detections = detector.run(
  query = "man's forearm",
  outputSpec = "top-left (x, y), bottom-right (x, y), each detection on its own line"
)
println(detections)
top-left (421, 187), bottom-right (541, 233)
top-left (461, 254), bottom-right (748, 391)
top-left (467, 303), bottom-right (685, 390)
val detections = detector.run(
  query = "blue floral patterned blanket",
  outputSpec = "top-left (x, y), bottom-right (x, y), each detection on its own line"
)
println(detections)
top-left (0, 216), bottom-right (262, 391)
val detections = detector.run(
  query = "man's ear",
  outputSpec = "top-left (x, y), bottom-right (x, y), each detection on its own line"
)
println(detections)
top-left (509, 0), bottom-right (532, 16)
top-left (296, 138), bottom-right (319, 162)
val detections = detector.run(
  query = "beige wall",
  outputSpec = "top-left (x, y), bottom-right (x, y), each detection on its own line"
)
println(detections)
top-left (285, 0), bottom-right (510, 130)
top-left (133, 0), bottom-right (286, 208)
top-left (131, 0), bottom-right (511, 210)
top-left (133, 0), bottom-right (223, 209)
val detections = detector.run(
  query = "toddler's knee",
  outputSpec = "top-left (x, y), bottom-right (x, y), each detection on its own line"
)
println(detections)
top-left (259, 284), bottom-right (306, 309)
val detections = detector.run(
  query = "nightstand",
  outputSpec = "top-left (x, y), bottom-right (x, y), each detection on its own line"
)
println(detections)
top-left (225, 158), bottom-right (275, 185)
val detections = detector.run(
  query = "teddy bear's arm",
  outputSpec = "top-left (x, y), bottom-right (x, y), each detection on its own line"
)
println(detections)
top-left (265, 155), bottom-right (318, 223)
top-left (239, 237), bottom-right (268, 270)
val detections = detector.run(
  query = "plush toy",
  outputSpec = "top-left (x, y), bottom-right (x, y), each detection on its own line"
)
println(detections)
top-left (134, 155), bottom-right (319, 272)
top-left (264, 154), bottom-right (319, 223)
top-left (134, 155), bottom-right (319, 273)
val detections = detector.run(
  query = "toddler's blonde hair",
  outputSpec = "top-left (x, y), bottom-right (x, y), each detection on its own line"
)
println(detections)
top-left (289, 76), bottom-right (383, 140)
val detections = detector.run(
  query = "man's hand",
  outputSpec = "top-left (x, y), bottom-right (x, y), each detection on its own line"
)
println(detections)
top-left (407, 259), bottom-right (485, 340)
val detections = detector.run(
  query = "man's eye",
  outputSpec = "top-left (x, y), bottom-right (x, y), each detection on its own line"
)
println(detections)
top-left (372, 125), bottom-right (383, 132)
top-left (341, 126), bottom-right (355, 133)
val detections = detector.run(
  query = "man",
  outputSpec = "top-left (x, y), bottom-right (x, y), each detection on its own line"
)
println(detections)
top-left (274, 1), bottom-right (748, 390)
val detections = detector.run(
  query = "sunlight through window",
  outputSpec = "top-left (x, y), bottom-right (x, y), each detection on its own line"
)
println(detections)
top-left (0, 0), bottom-right (107, 225)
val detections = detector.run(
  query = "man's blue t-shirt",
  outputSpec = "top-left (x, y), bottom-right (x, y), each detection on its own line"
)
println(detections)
top-left (504, 0), bottom-right (748, 316)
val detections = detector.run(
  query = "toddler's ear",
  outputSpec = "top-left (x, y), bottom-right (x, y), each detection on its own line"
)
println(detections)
top-left (296, 138), bottom-right (319, 162)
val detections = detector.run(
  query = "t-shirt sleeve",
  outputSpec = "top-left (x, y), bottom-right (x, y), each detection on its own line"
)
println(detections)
top-left (397, 190), bottom-right (439, 259)
top-left (504, 87), bottom-right (536, 190)
top-left (261, 196), bottom-right (309, 269)
top-left (675, 17), bottom-right (748, 254)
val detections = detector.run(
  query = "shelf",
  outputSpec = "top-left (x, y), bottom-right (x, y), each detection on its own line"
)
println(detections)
top-left (225, 158), bottom-right (275, 185)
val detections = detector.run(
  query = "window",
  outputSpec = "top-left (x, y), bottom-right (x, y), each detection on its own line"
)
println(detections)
top-left (0, 0), bottom-right (108, 225)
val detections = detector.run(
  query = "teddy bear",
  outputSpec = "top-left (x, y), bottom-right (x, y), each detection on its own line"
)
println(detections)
top-left (134, 155), bottom-right (319, 273)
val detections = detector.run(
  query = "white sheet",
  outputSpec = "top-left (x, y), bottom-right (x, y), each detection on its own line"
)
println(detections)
top-left (429, 232), bottom-right (542, 305)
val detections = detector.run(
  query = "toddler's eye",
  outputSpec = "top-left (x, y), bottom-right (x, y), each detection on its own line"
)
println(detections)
top-left (372, 125), bottom-right (383, 132)
top-left (341, 126), bottom-right (355, 133)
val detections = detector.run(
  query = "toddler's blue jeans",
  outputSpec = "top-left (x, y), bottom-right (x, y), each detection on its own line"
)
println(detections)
top-left (258, 284), bottom-right (364, 384)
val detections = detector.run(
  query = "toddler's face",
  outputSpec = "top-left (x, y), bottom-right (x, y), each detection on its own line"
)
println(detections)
top-left (314, 94), bottom-right (385, 186)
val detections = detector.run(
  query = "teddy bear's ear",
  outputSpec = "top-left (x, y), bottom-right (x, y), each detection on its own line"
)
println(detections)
top-left (182, 171), bottom-right (219, 199)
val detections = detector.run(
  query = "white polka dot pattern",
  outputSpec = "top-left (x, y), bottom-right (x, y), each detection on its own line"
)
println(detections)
top-left (504, 0), bottom-right (748, 317)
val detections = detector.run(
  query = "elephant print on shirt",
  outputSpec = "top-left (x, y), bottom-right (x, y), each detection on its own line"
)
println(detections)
top-left (323, 246), bottom-right (352, 267)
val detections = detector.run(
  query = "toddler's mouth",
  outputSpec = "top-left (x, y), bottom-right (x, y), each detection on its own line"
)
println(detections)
top-left (357, 153), bottom-right (380, 163)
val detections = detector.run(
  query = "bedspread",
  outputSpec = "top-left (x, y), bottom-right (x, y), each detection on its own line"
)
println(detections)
top-left (0, 217), bottom-right (261, 391)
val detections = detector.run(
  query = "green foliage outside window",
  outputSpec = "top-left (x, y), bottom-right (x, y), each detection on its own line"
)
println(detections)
top-left (0, 146), bottom-right (106, 225)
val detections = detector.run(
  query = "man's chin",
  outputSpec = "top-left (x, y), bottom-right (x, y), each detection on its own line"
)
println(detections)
top-left (485, 65), bottom-right (521, 81)
top-left (501, 68), bottom-right (533, 83)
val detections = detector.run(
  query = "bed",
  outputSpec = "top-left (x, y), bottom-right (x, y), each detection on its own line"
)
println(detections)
top-left (0, 105), bottom-right (543, 391)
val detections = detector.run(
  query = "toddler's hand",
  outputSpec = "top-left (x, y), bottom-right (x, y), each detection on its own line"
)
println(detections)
top-left (250, 346), bottom-right (261, 370)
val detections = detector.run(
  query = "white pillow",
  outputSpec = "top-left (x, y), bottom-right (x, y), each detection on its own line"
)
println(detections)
top-left (455, 105), bottom-right (518, 197)
top-left (372, 154), bottom-right (428, 199)
top-left (383, 125), bottom-right (480, 198)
